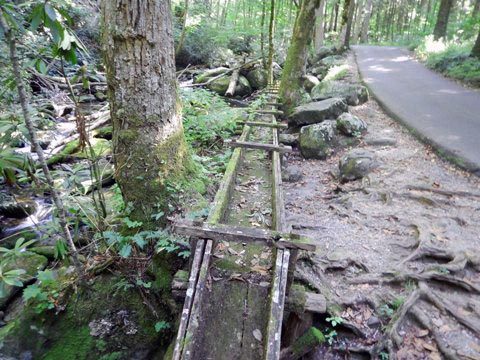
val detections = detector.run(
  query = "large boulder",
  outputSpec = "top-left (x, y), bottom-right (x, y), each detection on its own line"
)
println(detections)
top-left (246, 68), bottom-right (267, 90)
top-left (336, 113), bottom-right (368, 137)
top-left (289, 98), bottom-right (347, 126)
top-left (311, 81), bottom-right (369, 106)
top-left (303, 75), bottom-right (320, 93)
top-left (339, 149), bottom-right (377, 182)
top-left (279, 133), bottom-right (299, 146)
top-left (320, 55), bottom-right (346, 68)
top-left (299, 120), bottom-right (338, 159)
top-left (315, 46), bottom-right (335, 61)
top-left (311, 65), bottom-right (329, 80)
top-left (207, 75), bottom-right (252, 97)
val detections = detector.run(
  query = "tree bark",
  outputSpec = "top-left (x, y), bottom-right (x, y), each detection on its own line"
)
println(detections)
top-left (280, 0), bottom-right (321, 114)
top-left (102, 0), bottom-right (188, 222)
top-left (472, 28), bottom-right (480, 59)
top-left (359, 0), bottom-right (374, 43)
top-left (337, 0), bottom-right (355, 49)
top-left (473, 0), bottom-right (480, 18)
top-left (314, 0), bottom-right (326, 52)
top-left (433, 0), bottom-right (453, 40)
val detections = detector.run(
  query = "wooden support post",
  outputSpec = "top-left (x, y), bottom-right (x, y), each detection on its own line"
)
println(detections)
top-left (224, 140), bottom-right (292, 153)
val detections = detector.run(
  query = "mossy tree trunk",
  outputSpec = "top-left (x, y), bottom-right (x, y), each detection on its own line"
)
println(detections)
top-left (102, 0), bottom-right (188, 223)
top-left (279, 0), bottom-right (321, 115)
top-left (267, 0), bottom-right (276, 85)
top-left (359, 0), bottom-right (374, 43)
top-left (472, 28), bottom-right (480, 59)
top-left (314, 0), bottom-right (326, 52)
top-left (433, 0), bottom-right (453, 40)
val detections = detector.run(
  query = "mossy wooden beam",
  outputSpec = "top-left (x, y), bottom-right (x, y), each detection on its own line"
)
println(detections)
top-left (173, 220), bottom-right (316, 251)
top-left (248, 109), bottom-right (284, 116)
top-left (279, 327), bottom-right (325, 360)
top-left (236, 120), bottom-right (288, 129)
top-left (173, 124), bottom-right (251, 359)
top-left (266, 102), bottom-right (282, 106)
top-left (224, 139), bottom-right (292, 153)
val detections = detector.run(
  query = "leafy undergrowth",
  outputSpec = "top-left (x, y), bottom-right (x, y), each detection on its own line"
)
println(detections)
top-left (414, 36), bottom-right (480, 87)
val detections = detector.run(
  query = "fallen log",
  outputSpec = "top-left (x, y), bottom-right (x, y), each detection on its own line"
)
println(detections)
top-left (225, 69), bottom-right (240, 97)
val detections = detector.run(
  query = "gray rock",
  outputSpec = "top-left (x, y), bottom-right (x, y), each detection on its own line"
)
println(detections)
top-left (320, 55), bottom-right (346, 68)
top-left (246, 68), bottom-right (267, 90)
top-left (303, 75), bottom-right (320, 93)
top-left (289, 98), bottom-right (348, 126)
top-left (299, 120), bottom-right (338, 159)
top-left (336, 113), bottom-right (368, 136)
top-left (282, 166), bottom-right (303, 183)
top-left (367, 316), bottom-right (381, 328)
top-left (339, 149), bottom-right (377, 182)
top-left (315, 46), bottom-right (335, 60)
top-left (207, 75), bottom-right (252, 97)
top-left (311, 65), bottom-right (329, 80)
top-left (311, 81), bottom-right (369, 106)
top-left (364, 136), bottom-right (397, 146)
top-left (0, 197), bottom-right (36, 219)
top-left (279, 133), bottom-right (299, 146)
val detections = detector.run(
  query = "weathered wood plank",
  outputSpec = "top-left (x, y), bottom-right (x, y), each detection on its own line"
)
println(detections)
top-left (172, 241), bottom-right (206, 360)
top-left (173, 220), bottom-right (316, 251)
top-left (236, 121), bottom-right (288, 129)
top-left (181, 239), bottom-right (213, 360)
top-left (249, 109), bottom-right (284, 116)
top-left (265, 249), bottom-right (291, 359)
top-left (224, 140), bottom-right (292, 153)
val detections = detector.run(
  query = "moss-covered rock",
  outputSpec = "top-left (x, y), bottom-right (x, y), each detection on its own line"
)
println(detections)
top-left (311, 81), bottom-right (369, 106)
top-left (0, 252), bottom-right (48, 308)
top-left (299, 120), bottom-right (338, 160)
top-left (0, 273), bottom-right (172, 360)
top-left (336, 113), bottom-right (368, 136)
top-left (207, 75), bottom-right (252, 97)
top-left (289, 98), bottom-right (347, 126)
top-left (303, 75), bottom-right (320, 93)
top-left (246, 68), bottom-right (267, 90)
top-left (339, 149), bottom-right (378, 182)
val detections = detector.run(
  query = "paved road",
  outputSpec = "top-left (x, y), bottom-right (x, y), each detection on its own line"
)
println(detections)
top-left (353, 45), bottom-right (480, 175)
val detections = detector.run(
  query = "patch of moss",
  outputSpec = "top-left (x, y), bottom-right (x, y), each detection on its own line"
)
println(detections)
top-left (42, 325), bottom-right (93, 360)
top-left (291, 327), bottom-right (325, 356)
top-left (47, 139), bottom-right (80, 165)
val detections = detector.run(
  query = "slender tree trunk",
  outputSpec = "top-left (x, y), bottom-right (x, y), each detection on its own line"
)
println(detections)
top-left (280, 0), bottom-right (321, 114)
top-left (351, 0), bottom-right (364, 44)
top-left (176, 0), bottom-right (189, 56)
top-left (267, 0), bottom-right (276, 85)
top-left (337, 0), bottom-right (355, 49)
top-left (314, 0), bottom-right (326, 51)
top-left (334, 0), bottom-right (340, 31)
top-left (0, 8), bottom-right (82, 272)
top-left (328, 0), bottom-right (338, 31)
top-left (473, 0), bottom-right (480, 18)
top-left (102, 0), bottom-right (188, 222)
top-left (472, 28), bottom-right (480, 58)
top-left (360, 0), bottom-right (374, 43)
top-left (433, 0), bottom-right (453, 40)
top-left (261, 0), bottom-right (267, 69)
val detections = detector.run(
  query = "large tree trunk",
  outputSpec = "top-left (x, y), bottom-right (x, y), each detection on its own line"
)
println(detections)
top-left (473, 0), bottom-right (480, 18)
top-left (433, 0), bottom-right (453, 40)
top-left (337, 0), bottom-right (355, 50)
top-left (280, 0), bottom-right (321, 114)
top-left (102, 0), bottom-right (188, 222)
top-left (472, 28), bottom-right (480, 59)
top-left (359, 0), bottom-right (374, 43)
top-left (314, 0), bottom-right (326, 52)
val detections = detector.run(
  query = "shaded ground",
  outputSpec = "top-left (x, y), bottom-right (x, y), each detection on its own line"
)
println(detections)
top-left (353, 45), bottom-right (480, 175)
top-left (284, 52), bottom-right (480, 359)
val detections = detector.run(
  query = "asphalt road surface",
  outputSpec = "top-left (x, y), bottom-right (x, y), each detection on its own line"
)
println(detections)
top-left (353, 45), bottom-right (480, 175)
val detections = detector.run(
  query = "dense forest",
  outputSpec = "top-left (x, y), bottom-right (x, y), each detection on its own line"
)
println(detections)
top-left (0, 0), bottom-right (479, 359)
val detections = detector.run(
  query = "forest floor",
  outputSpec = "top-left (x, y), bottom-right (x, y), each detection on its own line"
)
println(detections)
top-left (284, 52), bottom-right (480, 359)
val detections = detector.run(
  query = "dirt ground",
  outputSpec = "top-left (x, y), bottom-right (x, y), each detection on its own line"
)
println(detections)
top-left (283, 52), bottom-right (480, 359)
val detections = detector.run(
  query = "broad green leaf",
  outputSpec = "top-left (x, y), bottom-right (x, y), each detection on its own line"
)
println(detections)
top-left (119, 244), bottom-right (132, 258)
top-left (23, 284), bottom-right (42, 301)
top-left (29, 4), bottom-right (44, 32)
top-left (44, 3), bottom-right (56, 21)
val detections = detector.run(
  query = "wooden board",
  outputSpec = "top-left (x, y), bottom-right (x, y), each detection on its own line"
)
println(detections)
top-left (236, 121), bottom-right (288, 129)
top-left (225, 140), bottom-right (292, 153)
top-left (173, 220), bottom-right (316, 252)
top-left (249, 109), bottom-right (284, 116)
